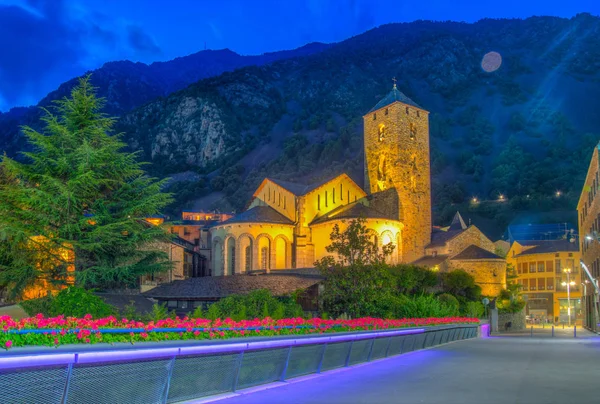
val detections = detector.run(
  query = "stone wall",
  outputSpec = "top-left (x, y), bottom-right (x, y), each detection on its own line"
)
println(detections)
top-left (448, 225), bottom-right (496, 257)
top-left (449, 259), bottom-right (506, 297)
top-left (498, 310), bottom-right (526, 331)
top-left (363, 98), bottom-right (431, 263)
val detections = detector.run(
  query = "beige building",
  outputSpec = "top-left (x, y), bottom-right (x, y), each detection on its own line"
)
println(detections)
top-left (413, 212), bottom-right (506, 297)
top-left (507, 240), bottom-right (581, 324)
top-left (577, 142), bottom-right (600, 331)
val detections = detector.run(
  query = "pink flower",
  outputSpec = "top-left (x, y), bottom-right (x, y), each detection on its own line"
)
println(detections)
top-left (5, 340), bottom-right (12, 349)
top-left (140, 332), bottom-right (148, 339)
top-left (54, 338), bottom-right (59, 345)
top-left (85, 338), bottom-right (90, 343)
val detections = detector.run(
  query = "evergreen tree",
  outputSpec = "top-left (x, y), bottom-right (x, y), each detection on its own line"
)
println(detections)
top-left (0, 76), bottom-right (173, 297)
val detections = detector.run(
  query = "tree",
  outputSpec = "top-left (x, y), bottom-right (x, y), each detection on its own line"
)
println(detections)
top-left (0, 76), bottom-right (173, 297)
top-left (315, 217), bottom-right (395, 267)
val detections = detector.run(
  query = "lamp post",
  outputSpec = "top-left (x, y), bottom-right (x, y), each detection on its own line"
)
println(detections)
top-left (562, 268), bottom-right (576, 326)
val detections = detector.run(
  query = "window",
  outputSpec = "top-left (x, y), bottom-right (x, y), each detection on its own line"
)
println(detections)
top-left (566, 259), bottom-right (575, 272)
top-left (537, 261), bottom-right (544, 273)
top-left (318, 194), bottom-right (321, 210)
top-left (378, 124), bottom-right (386, 141)
top-left (167, 301), bottom-right (177, 308)
top-left (261, 247), bottom-right (268, 270)
top-left (340, 183), bottom-right (343, 200)
top-left (278, 193), bottom-right (281, 206)
top-left (385, 108), bottom-right (389, 115)
top-left (409, 122), bottom-right (417, 140)
top-left (348, 191), bottom-right (350, 202)
top-left (245, 246), bottom-right (251, 272)
top-left (555, 253), bottom-right (560, 257)
top-left (405, 107), bottom-right (409, 115)
top-left (522, 264), bottom-right (528, 274)
top-left (333, 188), bottom-right (336, 203)
top-left (373, 113), bottom-right (376, 120)
top-left (555, 259), bottom-right (562, 274)
top-left (417, 111), bottom-right (420, 118)
top-left (538, 278), bottom-right (545, 291)
top-left (178, 301), bottom-right (189, 309)
top-left (568, 253), bottom-right (573, 257)
top-left (522, 279), bottom-right (528, 291)
top-left (325, 191), bottom-right (328, 207)
top-left (546, 260), bottom-right (553, 273)
top-left (517, 263), bottom-right (522, 274)
top-left (529, 262), bottom-right (536, 273)
top-left (547, 277), bottom-right (554, 290)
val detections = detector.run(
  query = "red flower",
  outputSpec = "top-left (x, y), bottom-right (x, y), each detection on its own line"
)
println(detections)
top-left (5, 340), bottom-right (12, 349)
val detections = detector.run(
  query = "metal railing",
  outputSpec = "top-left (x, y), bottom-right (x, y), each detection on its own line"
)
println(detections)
top-left (0, 324), bottom-right (478, 404)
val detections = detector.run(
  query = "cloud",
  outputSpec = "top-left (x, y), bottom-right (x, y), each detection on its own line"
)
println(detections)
top-left (127, 25), bottom-right (161, 55)
top-left (0, 0), bottom-right (160, 111)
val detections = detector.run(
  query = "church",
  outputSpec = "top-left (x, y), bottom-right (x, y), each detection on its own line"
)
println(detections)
top-left (145, 83), bottom-right (506, 308)
top-left (209, 82), bottom-right (431, 274)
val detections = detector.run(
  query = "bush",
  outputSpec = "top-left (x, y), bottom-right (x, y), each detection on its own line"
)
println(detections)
top-left (209, 290), bottom-right (304, 320)
top-left (49, 287), bottom-right (116, 318)
top-left (462, 301), bottom-right (484, 318)
top-left (19, 296), bottom-right (53, 316)
top-left (437, 294), bottom-right (460, 316)
top-left (150, 303), bottom-right (169, 321)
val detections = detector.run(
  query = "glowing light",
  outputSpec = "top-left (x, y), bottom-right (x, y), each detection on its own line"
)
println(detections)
top-left (481, 51), bottom-right (502, 73)
top-left (471, 197), bottom-right (478, 204)
top-left (586, 235), bottom-right (593, 241)
top-left (499, 194), bottom-right (505, 201)
top-left (556, 191), bottom-right (561, 197)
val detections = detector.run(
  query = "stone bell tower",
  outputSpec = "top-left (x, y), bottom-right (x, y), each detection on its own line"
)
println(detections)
top-left (363, 81), bottom-right (431, 262)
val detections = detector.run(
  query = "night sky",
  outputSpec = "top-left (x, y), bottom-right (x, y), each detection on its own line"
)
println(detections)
top-left (0, 0), bottom-right (598, 112)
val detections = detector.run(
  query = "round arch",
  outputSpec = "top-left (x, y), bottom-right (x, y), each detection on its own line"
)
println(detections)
top-left (380, 230), bottom-right (396, 264)
top-left (236, 233), bottom-right (255, 273)
top-left (224, 236), bottom-right (236, 276)
top-left (273, 234), bottom-right (292, 269)
top-left (212, 236), bottom-right (223, 276)
top-left (256, 233), bottom-right (273, 272)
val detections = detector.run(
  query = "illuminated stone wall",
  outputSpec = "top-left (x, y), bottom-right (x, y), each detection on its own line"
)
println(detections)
top-left (249, 179), bottom-right (297, 221)
top-left (363, 100), bottom-right (431, 263)
top-left (448, 259), bottom-right (506, 297)
top-left (310, 218), bottom-right (403, 265)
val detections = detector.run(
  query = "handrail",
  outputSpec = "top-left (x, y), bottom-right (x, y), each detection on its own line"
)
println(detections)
top-left (0, 327), bottom-right (436, 370)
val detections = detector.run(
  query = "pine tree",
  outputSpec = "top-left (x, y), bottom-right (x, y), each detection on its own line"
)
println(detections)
top-left (0, 76), bottom-right (173, 297)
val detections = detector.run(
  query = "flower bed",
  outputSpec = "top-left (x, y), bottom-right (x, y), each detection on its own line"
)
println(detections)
top-left (0, 315), bottom-right (478, 349)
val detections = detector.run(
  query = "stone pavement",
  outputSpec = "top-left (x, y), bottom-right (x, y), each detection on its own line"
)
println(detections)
top-left (213, 330), bottom-right (600, 404)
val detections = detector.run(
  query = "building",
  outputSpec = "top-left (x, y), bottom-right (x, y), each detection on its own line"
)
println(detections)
top-left (142, 83), bottom-right (507, 309)
top-left (577, 142), bottom-right (600, 331)
top-left (413, 212), bottom-right (506, 296)
top-left (507, 240), bottom-right (581, 324)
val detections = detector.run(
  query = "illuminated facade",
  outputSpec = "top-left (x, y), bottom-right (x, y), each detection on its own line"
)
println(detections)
top-left (507, 240), bottom-right (581, 324)
top-left (577, 142), bottom-right (600, 331)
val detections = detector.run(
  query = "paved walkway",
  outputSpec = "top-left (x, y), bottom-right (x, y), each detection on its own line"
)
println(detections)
top-left (216, 330), bottom-right (600, 404)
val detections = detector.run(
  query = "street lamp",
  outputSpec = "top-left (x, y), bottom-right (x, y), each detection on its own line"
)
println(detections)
top-left (562, 268), bottom-right (576, 326)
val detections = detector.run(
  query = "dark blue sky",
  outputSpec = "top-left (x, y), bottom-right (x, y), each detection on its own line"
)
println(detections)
top-left (0, 0), bottom-right (597, 111)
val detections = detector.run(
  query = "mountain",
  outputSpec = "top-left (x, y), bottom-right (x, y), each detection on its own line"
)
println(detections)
top-left (113, 14), bottom-right (600, 224)
top-left (3, 15), bottom-right (600, 227)
top-left (0, 42), bottom-right (330, 155)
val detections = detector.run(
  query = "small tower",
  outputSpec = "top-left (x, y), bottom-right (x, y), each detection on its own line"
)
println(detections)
top-left (363, 80), bottom-right (431, 262)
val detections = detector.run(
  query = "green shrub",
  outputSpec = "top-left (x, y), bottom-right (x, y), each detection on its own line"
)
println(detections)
top-left (19, 295), bottom-right (53, 316)
top-left (206, 303), bottom-right (221, 320)
top-left (122, 301), bottom-right (139, 320)
top-left (150, 303), bottom-right (168, 321)
top-left (462, 301), bottom-right (485, 318)
top-left (191, 305), bottom-right (203, 319)
top-left (49, 287), bottom-right (116, 318)
top-left (437, 293), bottom-right (460, 316)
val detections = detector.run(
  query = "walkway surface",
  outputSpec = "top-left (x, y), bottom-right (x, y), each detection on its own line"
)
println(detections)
top-left (215, 328), bottom-right (600, 404)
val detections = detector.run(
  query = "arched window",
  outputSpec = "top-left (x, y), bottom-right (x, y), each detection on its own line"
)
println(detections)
top-left (410, 122), bottom-right (417, 140)
top-left (373, 113), bottom-right (377, 120)
top-left (245, 246), bottom-right (251, 272)
top-left (261, 247), bottom-right (268, 270)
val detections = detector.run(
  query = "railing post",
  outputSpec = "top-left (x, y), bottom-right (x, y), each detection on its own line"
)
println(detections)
top-left (280, 346), bottom-right (293, 381)
top-left (530, 326), bottom-right (533, 337)
top-left (366, 338), bottom-right (375, 362)
top-left (384, 337), bottom-right (393, 357)
top-left (316, 344), bottom-right (327, 373)
top-left (60, 363), bottom-right (74, 404)
top-left (161, 356), bottom-right (177, 404)
top-left (344, 341), bottom-right (354, 367)
top-left (552, 326), bottom-right (555, 337)
top-left (574, 325), bottom-right (577, 338)
top-left (232, 351), bottom-right (244, 392)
